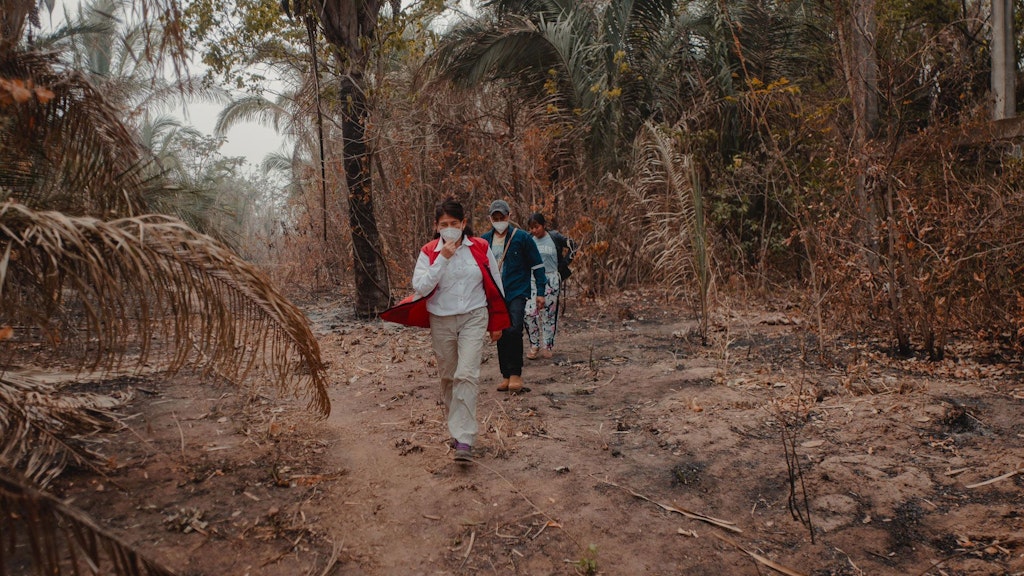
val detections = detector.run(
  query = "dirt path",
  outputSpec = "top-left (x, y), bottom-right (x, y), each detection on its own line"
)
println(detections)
top-left (53, 292), bottom-right (1024, 575)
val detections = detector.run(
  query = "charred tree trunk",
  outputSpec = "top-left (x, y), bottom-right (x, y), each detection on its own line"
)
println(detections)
top-left (295, 0), bottom-right (392, 317)
top-left (340, 72), bottom-right (391, 316)
top-left (837, 0), bottom-right (880, 271)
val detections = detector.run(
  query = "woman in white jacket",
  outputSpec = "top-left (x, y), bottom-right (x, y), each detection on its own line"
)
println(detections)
top-left (408, 199), bottom-right (507, 463)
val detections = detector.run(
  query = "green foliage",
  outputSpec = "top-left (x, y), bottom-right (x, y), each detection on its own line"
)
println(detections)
top-left (142, 121), bottom-right (259, 250)
top-left (182, 0), bottom-right (306, 91)
top-left (431, 0), bottom-right (677, 176)
top-left (575, 543), bottom-right (599, 575)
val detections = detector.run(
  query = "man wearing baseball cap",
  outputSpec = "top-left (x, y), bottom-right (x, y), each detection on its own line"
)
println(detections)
top-left (482, 199), bottom-right (547, 393)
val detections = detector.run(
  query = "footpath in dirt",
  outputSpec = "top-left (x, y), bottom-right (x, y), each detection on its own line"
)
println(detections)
top-left (55, 291), bottom-right (1024, 575)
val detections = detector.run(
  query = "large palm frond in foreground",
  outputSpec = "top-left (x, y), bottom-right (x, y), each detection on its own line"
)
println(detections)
top-left (0, 366), bottom-right (133, 487)
top-left (0, 470), bottom-right (177, 576)
top-left (0, 48), bottom-right (150, 216)
top-left (2, 38), bottom-right (329, 491)
top-left (0, 200), bottom-right (329, 415)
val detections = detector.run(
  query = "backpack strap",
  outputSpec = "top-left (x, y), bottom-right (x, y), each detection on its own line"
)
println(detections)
top-left (495, 227), bottom-right (516, 271)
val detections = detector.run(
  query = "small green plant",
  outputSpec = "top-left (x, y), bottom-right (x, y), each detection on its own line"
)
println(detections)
top-left (575, 543), bottom-right (599, 575)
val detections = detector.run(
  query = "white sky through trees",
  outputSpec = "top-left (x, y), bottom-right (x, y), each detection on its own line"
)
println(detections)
top-left (39, 0), bottom-right (483, 167)
top-left (41, 4), bottom-right (282, 168)
top-left (178, 100), bottom-right (282, 168)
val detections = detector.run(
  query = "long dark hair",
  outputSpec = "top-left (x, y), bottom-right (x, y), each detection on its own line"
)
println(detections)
top-left (434, 198), bottom-right (475, 237)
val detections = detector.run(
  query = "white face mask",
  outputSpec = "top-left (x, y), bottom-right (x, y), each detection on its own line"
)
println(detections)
top-left (439, 227), bottom-right (463, 242)
top-left (492, 220), bottom-right (509, 233)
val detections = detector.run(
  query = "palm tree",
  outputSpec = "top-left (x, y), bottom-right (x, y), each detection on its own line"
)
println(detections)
top-left (617, 121), bottom-right (711, 342)
top-left (212, 56), bottom-right (324, 233)
top-left (45, 0), bottom-right (253, 244)
top-left (141, 118), bottom-right (252, 249)
top-left (431, 0), bottom-right (675, 178)
top-left (1, 0), bottom-right (330, 464)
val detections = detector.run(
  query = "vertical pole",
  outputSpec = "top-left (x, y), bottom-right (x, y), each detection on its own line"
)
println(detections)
top-left (992, 0), bottom-right (1016, 120)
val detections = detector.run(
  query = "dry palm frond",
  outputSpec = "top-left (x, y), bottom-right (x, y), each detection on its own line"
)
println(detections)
top-left (0, 201), bottom-right (330, 419)
top-left (3, 0), bottom-right (190, 75)
top-left (0, 470), bottom-right (178, 576)
top-left (619, 121), bottom-right (713, 340)
top-left (0, 367), bottom-right (131, 487)
top-left (0, 46), bottom-right (155, 217)
top-left (0, 47), bottom-right (155, 217)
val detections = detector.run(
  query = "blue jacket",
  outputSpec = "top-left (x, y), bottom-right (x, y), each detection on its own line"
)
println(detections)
top-left (482, 226), bottom-right (546, 301)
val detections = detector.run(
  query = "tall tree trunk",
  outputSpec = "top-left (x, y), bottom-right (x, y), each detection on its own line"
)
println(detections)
top-left (837, 0), bottom-right (880, 269)
top-left (340, 71), bottom-right (391, 316)
top-left (1, 0), bottom-right (31, 44)
top-left (309, 0), bottom-right (392, 317)
top-left (992, 0), bottom-right (1016, 120)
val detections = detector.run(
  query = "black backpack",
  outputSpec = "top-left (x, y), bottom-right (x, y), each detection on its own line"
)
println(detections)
top-left (550, 230), bottom-right (577, 281)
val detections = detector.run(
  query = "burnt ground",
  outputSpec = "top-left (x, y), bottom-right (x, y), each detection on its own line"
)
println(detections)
top-left (46, 290), bottom-right (1024, 575)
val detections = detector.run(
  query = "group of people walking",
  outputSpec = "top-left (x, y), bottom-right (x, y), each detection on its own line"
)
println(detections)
top-left (381, 197), bottom-right (574, 463)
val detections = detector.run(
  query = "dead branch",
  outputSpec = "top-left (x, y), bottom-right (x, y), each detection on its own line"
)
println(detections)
top-left (596, 476), bottom-right (741, 533)
top-left (965, 468), bottom-right (1023, 489)
top-left (711, 532), bottom-right (808, 576)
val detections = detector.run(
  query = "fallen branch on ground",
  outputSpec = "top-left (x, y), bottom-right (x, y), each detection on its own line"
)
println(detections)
top-left (965, 468), bottom-right (1022, 489)
top-left (459, 530), bottom-right (475, 568)
top-left (596, 476), bottom-right (741, 533)
top-left (711, 532), bottom-right (808, 576)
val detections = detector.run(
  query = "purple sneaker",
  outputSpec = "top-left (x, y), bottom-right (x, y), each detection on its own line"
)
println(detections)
top-left (453, 442), bottom-right (473, 462)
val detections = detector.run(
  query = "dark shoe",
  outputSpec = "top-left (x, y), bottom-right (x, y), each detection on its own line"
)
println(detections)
top-left (453, 442), bottom-right (473, 462)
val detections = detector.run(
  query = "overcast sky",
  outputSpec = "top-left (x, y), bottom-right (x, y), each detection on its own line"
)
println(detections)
top-left (39, 0), bottom-right (482, 167)
top-left (39, 6), bottom-right (283, 168)
top-left (178, 100), bottom-right (283, 168)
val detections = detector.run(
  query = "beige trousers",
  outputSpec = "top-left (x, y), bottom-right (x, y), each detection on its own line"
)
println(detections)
top-left (429, 307), bottom-right (488, 447)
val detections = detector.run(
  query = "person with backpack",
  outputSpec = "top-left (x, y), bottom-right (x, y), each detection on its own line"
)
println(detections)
top-left (524, 212), bottom-right (564, 359)
top-left (482, 199), bottom-right (546, 393)
top-left (548, 224), bottom-right (576, 284)
top-left (381, 198), bottom-right (509, 463)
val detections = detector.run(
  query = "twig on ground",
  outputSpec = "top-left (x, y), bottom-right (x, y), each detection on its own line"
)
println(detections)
top-left (595, 476), bottom-right (741, 533)
top-left (913, 549), bottom-right (969, 576)
top-left (172, 412), bottom-right (185, 459)
top-left (312, 539), bottom-right (343, 576)
top-left (477, 461), bottom-right (580, 549)
top-left (494, 527), bottom-right (517, 539)
top-left (489, 404), bottom-right (511, 455)
top-left (532, 520), bottom-right (561, 540)
top-left (965, 468), bottom-right (1022, 489)
top-left (459, 530), bottom-right (475, 568)
top-left (261, 532), bottom-right (304, 567)
top-left (834, 546), bottom-right (863, 575)
top-left (711, 532), bottom-right (808, 576)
